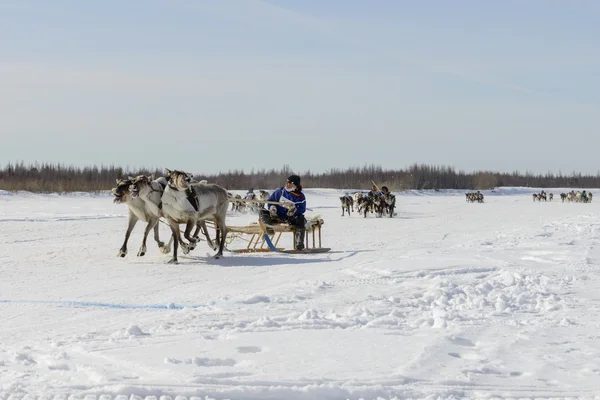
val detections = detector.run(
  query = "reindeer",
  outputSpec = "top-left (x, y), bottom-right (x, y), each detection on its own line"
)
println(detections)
top-left (339, 194), bottom-right (353, 216)
top-left (353, 192), bottom-right (363, 205)
top-left (111, 178), bottom-right (168, 257)
top-left (161, 169), bottom-right (229, 263)
top-left (356, 195), bottom-right (372, 218)
top-left (581, 191), bottom-right (592, 203)
top-left (228, 192), bottom-right (244, 212)
top-left (370, 192), bottom-right (385, 217)
top-left (244, 191), bottom-right (260, 213)
top-left (560, 192), bottom-right (567, 202)
top-left (258, 190), bottom-right (270, 208)
top-left (382, 192), bottom-right (396, 217)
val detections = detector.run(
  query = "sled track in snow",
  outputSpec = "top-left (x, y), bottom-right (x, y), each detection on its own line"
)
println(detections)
top-left (0, 215), bottom-right (125, 223)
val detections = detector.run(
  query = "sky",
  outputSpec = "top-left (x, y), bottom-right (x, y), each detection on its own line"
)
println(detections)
top-left (0, 0), bottom-right (599, 175)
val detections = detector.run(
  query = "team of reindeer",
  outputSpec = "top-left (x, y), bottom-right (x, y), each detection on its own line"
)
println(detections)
top-left (339, 191), bottom-right (396, 218)
top-left (465, 191), bottom-right (485, 203)
top-left (111, 169), bottom-right (234, 265)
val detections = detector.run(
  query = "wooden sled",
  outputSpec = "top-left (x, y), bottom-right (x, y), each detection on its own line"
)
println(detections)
top-left (226, 217), bottom-right (331, 254)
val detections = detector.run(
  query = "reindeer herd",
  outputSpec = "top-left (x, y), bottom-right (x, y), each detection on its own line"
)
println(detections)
top-left (228, 190), bottom-right (270, 213)
top-left (341, 187), bottom-right (595, 220)
top-left (339, 191), bottom-right (396, 218)
top-left (558, 190), bottom-right (592, 203)
top-left (530, 190), bottom-right (593, 203)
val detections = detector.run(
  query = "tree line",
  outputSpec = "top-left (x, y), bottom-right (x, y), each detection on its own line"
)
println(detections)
top-left (1, 161), bottom-right (599, 193)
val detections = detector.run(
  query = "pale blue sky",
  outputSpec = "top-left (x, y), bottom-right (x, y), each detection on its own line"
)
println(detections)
top-left (1, 0), bottom-right (598, 175)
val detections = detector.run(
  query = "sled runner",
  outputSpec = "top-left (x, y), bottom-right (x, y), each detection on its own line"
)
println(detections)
top-left (226, 217), bottom-right (331, 254)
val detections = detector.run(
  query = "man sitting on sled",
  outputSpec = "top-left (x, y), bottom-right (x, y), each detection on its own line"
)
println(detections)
top-left (259, 174), bottom-right (307, 250)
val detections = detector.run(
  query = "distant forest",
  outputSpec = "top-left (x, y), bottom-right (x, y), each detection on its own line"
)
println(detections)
top-left (1, 161), bottom-right (599, 193)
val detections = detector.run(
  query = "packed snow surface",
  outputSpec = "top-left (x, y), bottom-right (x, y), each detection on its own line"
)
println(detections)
top-left (1, 187), bottom-right (600, 400)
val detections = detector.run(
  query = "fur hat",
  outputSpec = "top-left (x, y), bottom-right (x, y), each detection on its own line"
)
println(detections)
top-left (287, 175), bottom-right (301, 187)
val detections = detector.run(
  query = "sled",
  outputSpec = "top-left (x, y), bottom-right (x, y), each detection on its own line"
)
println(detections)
top-left (226, 217), bottom-right (331, 254)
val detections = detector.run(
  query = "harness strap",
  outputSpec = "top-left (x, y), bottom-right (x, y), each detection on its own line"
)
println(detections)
top-left (186, 188), bottom-right (199, 212)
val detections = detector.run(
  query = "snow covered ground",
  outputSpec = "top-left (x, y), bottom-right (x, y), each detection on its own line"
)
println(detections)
top-left (1, 187), bottom-right (600, 400)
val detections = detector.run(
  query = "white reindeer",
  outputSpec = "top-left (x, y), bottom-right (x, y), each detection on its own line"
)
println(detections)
top-left (161, 169), bottom-right (229, 263)
top-left (111, 178), bottom-right (168, 257)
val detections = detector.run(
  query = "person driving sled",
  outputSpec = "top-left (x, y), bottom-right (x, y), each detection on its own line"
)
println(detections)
top-left (259, 174), bottom-right (307, 250)
top-left (369, 185), bottom-right (381, 197)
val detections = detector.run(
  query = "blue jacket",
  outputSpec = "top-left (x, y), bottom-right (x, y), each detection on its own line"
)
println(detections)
top-left (268, 187), bottom-right (306, 219)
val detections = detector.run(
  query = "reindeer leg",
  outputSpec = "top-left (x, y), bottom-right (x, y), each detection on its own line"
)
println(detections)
top-left (182, 220), bottom-right (197, 253)
top-left (168, 223), bottom-right (180, 264)
top-left (214, 220), bottom-right (222, 254)
top-left (191, 223), bottom-right (201, 241)
top-left (199, 221), bottom-right (217, 250)
top-left (213, 217), bottom-right (227, 259)
top-left (161, 234), bottom-right (173, 254)
top-left (153, 220), bottom-right (165, 248)
top-left (118, 214), bottom-right (138, 257)
top-left (137, 220), bottom-right (155, 257)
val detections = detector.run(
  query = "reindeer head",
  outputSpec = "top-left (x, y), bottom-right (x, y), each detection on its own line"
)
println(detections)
top-left (165, 168), bottom-right (193, 191)
top-left (130, 174), bottom-right (154, 198)
top-left (111, 178), bottom-right (133, 204)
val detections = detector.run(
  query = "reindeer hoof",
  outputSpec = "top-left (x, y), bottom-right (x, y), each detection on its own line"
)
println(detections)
top-left (137, 250), bottom-right (146, 257)
top-left (160, 246), bottom-right (171, 254)
top-left (168, 258), bottom-right (178, 264)
top-left (118, 250), bottom-right (127, 257)
top-left (157, 241), bottom-right (165, 248)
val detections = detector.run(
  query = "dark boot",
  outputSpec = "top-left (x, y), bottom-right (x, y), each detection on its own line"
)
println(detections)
top-left (294, 228), bottom-right (305, 250)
